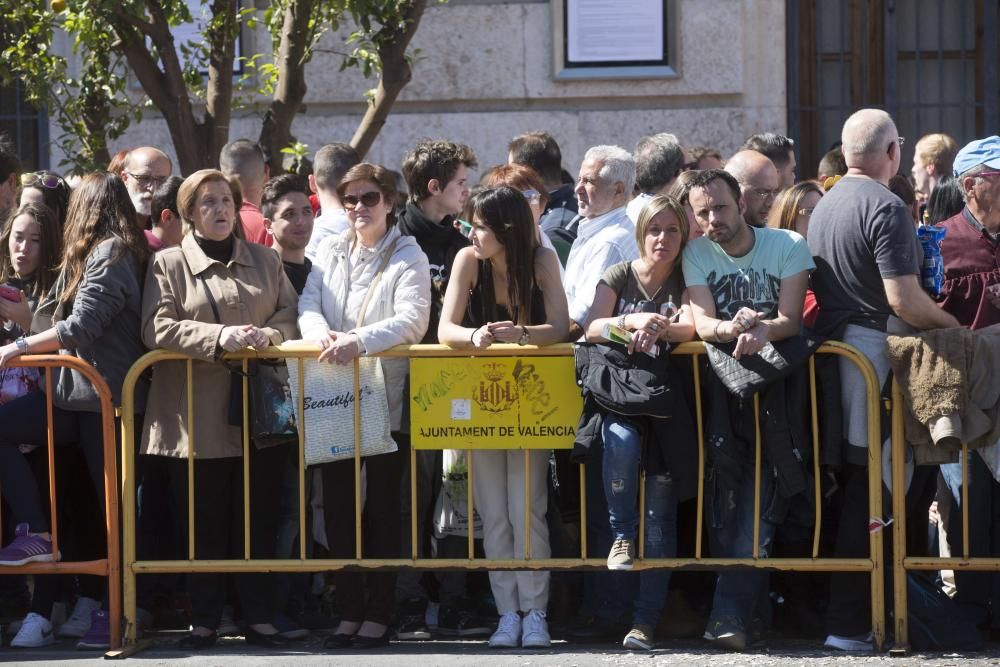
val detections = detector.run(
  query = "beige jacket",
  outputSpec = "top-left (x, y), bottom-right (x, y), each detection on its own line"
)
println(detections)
top-left (140, 234), bottom-right (299, 459)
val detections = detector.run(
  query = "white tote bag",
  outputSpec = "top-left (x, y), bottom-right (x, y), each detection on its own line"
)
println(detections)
top-left (288, 356), bottom-right (398, 466)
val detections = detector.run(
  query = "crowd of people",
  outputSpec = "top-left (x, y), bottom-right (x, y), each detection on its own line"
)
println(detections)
top-left (0, 108), bottom-right (998, 655)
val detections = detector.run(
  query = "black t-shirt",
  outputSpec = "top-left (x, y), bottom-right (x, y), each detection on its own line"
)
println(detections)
top-left (282, 258), bottom-right (312, 296)
top-left (397, 202), bottom-right (469, 343)
top-left (598, 260), bottom-right (685, 318)
top-left (807, 176), bottom-right (920, 333)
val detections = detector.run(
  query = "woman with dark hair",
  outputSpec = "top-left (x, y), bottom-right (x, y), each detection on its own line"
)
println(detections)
top-left (298, 162), bottom-right (430, 650)
top-left (0, 172), bottom-right (151, 650)
top-left (0, 202), bottom-right (62, 334)
top-left (19, 171), bottom-right (72, 228)
top-left (925, 177), bottom-right (965, 225)
top-left (438, 186), bottom-right (568, 649)
top-left (583, 194), bottom-right (697, 651)
top-left (140, 168), bottom-right (298, 650)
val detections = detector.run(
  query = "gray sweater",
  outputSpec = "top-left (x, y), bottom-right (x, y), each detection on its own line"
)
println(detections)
top-left (45, 237), bottom-right (148, 412)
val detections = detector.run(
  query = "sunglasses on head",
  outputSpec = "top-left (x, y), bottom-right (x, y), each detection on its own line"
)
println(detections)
top-left (21, 172), bottom-right (65, 190)
top-left (342, 191), bottom-right (383, 209)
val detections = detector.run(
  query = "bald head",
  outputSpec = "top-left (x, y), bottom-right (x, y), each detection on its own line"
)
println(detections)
top-left (122, 147), bottom-right (173, 219)
top-left (840, 109), bottom-right (901, 182)
top-left (725, 150), bottom-right (779, 227)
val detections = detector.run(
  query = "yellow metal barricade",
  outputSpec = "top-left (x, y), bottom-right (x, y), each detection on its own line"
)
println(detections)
top-left (0, 355), bottom-right (122, 651)
top-left (119, 341), bottom-right (887, 651)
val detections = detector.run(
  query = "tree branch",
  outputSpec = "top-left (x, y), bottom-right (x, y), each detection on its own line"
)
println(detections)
top-left (350, 0), bottom-right (427, 158)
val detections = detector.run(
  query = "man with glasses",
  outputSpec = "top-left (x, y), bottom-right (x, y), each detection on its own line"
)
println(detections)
top-left (121, 147), bottom-right (173, 227)
top-left (724, 150), bottom-right (779, 228)
top-left (809, 108), bottom-right (959, 652)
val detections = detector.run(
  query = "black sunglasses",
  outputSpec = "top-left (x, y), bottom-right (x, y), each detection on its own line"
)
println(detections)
top-left (342, 191), bottom-right (382, 209)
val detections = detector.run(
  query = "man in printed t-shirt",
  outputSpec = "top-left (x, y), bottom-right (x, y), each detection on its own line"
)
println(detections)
top-left (682, 168), bottom-right (814, 651)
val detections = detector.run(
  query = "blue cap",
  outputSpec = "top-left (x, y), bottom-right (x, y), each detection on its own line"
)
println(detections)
top-left (954, 136), bottom-right (1000, 177)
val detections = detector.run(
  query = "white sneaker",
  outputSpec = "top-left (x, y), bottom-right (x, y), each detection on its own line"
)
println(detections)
top-left (57, 596), bottom-right (100, 638)
top-left (488, 612), bottom-right (522, 648)
top-left (521, 609), bottom-right (550, 648)
top-left (11, 612), bottom-right (55, 648)
top-left (824, 632), bottom-right (873, 652)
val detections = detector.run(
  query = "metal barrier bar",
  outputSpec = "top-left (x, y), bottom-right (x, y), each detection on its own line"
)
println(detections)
top-left (2, 355), bottom-right (121, 651)
top-left (186, 359), bottom-right (195, 562)
top-left (120, 342), bottom-right (886, 653)
top-left (242, 358), bottom-right (251, 561)
top-left (753, 393), bottom-right (762, 560)
top-left (808, 357), bottom-right (822, 558)
top-left (297, 358), bottom-right (307, 560)
top-left (692, 358), bottom-right (705, 559)
top-left (467, 449), bottom-right (475, 560)
top-left (890, 380), bottom-right (908, 653)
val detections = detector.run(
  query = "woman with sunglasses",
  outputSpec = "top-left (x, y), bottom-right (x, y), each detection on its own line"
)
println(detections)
top-left (583, 194), bottom-right (697, 651)
top-left (768, 181), bottom-right (823, 328)
top-left (438, 186), bottom-right (569, 649)
top-left (19, 171), bottom-right (71, 228)
top-left (298, 162), bottom-right (431, 650)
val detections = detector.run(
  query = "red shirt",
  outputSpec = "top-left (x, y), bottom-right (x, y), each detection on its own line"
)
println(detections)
top-left (240, 201), bottom-right (272, 247)
top-left (938, 208), bottom-right (1000, 329)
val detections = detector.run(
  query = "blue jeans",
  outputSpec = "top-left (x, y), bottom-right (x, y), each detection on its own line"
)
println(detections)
top-left (602, 414), bottom-right (678, 627)
top-left (706, 444), bottom-right (786, 629)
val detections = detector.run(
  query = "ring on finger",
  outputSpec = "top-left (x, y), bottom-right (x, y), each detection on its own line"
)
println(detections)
top-left (649, 323), bottom-right (658, 332)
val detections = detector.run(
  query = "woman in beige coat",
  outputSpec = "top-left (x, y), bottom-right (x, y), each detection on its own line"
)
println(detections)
top-left (140, 169), bottom-right (298, 650)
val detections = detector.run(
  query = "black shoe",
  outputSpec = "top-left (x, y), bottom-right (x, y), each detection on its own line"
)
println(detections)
top-left (436, 606), bottom-right (492, 638)
top-left (244, 626), bottom-right (291, 649)
top-left (394, 613), bottom-right (431, 640)
top-left (178, 631), bottom-right (218, 650)
top-left (323, 632), bottom-right (355, 649)
top-left (352, 629), bottom-right (391, 649)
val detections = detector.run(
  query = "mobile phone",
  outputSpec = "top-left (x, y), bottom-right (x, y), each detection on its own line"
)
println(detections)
top-left (455, 219), bottom-right (473, 238)
top-left (601, 323), bottom-right (658, 358)
top-left (0, 285), bottom-right (21, 303)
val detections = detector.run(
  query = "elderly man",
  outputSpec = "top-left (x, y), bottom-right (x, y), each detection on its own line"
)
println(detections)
top-left (626, 133), bottom-right (685, 223)
top-left (725, 150), bottom-right (779, 228)
top-left (809, 109), bottom-right (959, 652)
top-left (120, 147), bottom-right (172, 227)
top-left (565, 145), bottom-right (639, 340)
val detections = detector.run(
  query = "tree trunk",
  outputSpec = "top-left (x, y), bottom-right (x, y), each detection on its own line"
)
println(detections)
top-left (203, 0), bottom-right (238, 168)
top-left (350, 0), bottom-right (427, 159)
top-left (259, 0), bottom-right (314, 175)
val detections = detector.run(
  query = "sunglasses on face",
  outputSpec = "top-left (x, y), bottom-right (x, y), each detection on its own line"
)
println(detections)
top-left (20, 172), bottom-right (65, 189)
top-left (342, 191), bottom-right (383, 210)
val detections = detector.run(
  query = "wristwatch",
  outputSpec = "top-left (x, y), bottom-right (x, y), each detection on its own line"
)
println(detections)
top-left (14, 336), bottom-right (28, 356)
top-left (518, 326), bottom-right (530, 346)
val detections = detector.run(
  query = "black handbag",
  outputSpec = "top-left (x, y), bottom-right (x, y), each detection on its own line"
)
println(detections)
top-left (199, 274), bottom-right (298, 448)
top-left (704, 334), bottom-right (822, 399)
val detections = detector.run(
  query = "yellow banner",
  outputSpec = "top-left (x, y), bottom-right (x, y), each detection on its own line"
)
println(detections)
top-left (410, 356), bottom-right (582, 450)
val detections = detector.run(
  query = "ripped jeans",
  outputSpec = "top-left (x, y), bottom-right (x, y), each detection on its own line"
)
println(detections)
top-left (602, 414), bottom-right (678, 626)
top-left (706, 441), bottom-right (787, 630)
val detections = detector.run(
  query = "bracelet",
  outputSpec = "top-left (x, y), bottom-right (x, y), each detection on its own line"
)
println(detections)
top-left (470, 326), bottom-right (480, 345)
top-left (714, 320), bottom-right (725, 342)
top-left (14, 336), bottom-right (28, 356)
top-left (617, 314), bottom-right (626, 329)
top-left (518, 326), bottom-right (529, 346)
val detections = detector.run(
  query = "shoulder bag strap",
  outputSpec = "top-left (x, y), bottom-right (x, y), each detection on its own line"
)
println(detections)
top-left (198, 273), bottom-right (223, 324)
top-left (355, 237), bottom-right (399, 329)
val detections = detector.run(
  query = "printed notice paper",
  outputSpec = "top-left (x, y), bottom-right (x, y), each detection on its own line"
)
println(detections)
top-left (566, 0), bottom-right (664, 63)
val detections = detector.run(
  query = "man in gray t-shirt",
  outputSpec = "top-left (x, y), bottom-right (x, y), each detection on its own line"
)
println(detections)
top-left (808, 109), bottom-right (958, 652)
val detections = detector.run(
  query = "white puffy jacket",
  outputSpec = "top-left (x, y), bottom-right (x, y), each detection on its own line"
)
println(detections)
top-left (298, 226), bottom-right (431, 430)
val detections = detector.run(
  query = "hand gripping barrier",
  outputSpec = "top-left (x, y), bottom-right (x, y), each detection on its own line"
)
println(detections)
top-left (118, 341), bottom-right (887, 652)
top-left (0, 355), bottom-right (121, 652)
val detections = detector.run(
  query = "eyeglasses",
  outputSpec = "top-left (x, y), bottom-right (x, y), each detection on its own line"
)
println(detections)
top-left (797, 207), bottom-right (815, 217)
top-left (342, 191), bottom-right (383, 210)
top-left (125, 171), bottom-right (167, 191)
top-left (973, 170), bottom-right (1000, 179)
top-left (746, 186), bottom-right (779, 201)
top-left (20, 172), bottom-right (65, 189)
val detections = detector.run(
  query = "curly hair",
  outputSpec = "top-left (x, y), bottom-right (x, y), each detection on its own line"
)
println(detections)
top-left (401, 139), bottom-right (478, 202)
